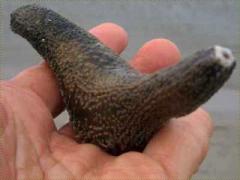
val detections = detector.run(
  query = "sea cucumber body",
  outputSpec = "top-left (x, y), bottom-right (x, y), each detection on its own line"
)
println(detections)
top-left (11, 5), bottom-right (236, 155)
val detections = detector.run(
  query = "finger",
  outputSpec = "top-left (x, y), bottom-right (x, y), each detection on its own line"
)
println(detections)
top-left (129, 39), bottom-right (181, 73)
top-left (89, 22), bottom-right (128, 54)
top-left (11, 23), bottom-right (128, 117)
top-left (10, 62), bottom-right (64, 117)
top-left (144, 108), bottom-right (213, 179)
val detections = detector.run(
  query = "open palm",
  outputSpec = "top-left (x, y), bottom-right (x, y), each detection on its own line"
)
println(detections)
top-left (0, 23), bottom-right (212, 179)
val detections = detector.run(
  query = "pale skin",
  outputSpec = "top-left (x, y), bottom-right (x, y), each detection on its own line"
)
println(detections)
top-left (0, 23), bottom-right (213, 179)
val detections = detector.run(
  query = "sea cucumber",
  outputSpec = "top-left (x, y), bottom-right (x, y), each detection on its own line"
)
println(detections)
top-left (10, 4), bottom-right (236, 155)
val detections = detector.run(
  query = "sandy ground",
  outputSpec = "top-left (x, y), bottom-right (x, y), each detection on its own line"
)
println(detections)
top-left (1, 1), bottom-right (239, 178)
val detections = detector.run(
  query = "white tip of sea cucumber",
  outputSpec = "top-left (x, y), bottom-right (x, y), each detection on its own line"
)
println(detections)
top-left (214, 45), bottom-right (235, 67)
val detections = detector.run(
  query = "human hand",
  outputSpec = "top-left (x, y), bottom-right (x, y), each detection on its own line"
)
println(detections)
top-left (0, 23), bottom-right (212, 179)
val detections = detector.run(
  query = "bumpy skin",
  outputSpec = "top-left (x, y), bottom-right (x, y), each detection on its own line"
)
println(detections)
top-left (10, 4), bottom-right (236, 155)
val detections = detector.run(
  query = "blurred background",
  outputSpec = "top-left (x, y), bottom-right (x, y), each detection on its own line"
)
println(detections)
top-left (1, 0), bottom-right (239, 178)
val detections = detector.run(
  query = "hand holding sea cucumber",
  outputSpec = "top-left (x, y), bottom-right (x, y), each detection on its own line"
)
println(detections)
top-left (0, 4), bottom-right (224, 178)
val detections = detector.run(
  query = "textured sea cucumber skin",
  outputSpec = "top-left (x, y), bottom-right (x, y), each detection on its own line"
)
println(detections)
top-left (10, 4), bottom-right (236, 155)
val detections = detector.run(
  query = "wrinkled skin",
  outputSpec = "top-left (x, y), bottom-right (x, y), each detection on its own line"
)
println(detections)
top-left (0, 23), bottom-right (213, 179)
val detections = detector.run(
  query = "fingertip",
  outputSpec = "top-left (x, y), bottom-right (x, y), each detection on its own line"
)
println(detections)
top-left (187, 108), bottom-right (213, 138)
top-left (130, 38), bottom-right (181, 73)
top-left (89, 22), bottom-right (128, 54)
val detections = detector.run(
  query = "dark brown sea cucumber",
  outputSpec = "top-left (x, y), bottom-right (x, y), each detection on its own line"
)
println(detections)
top-left (10, 4), bottom-right (236, 155)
